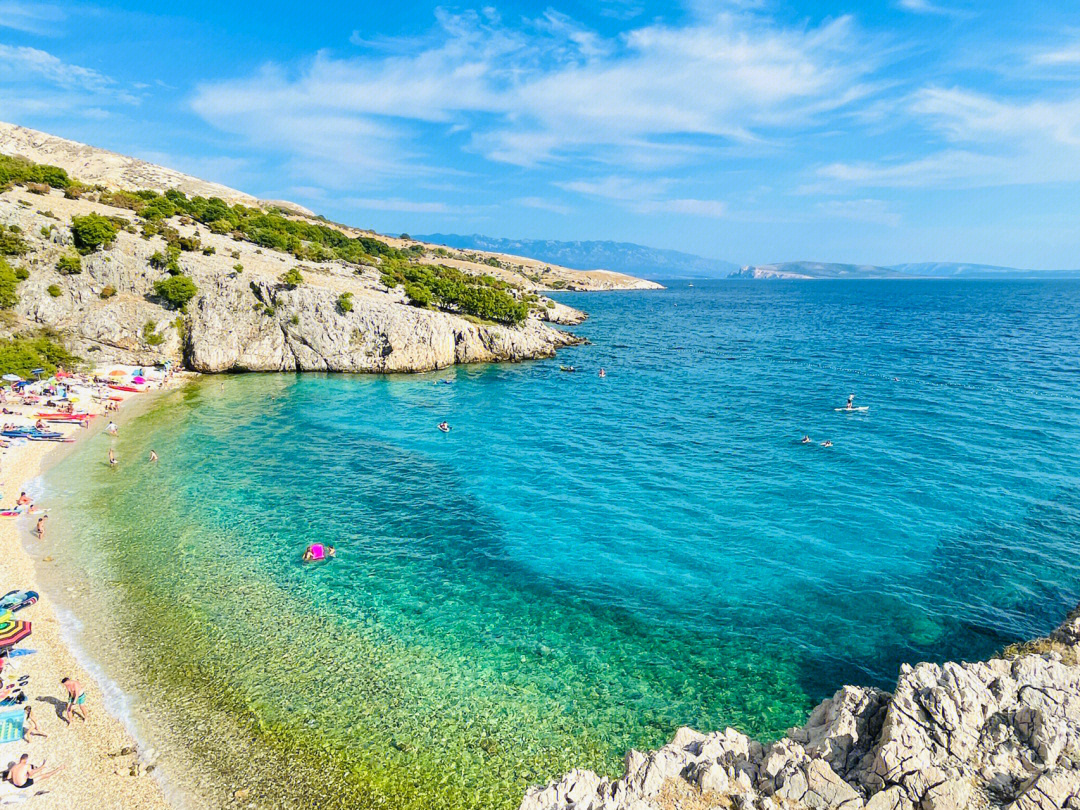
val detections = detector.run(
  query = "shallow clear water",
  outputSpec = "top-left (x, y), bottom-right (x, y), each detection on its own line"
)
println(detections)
top-left (40, 280), bottom-right (1080, 808)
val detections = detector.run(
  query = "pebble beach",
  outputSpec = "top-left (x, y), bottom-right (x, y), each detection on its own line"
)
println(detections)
top-left (0, 371), bottom-right (181, 809)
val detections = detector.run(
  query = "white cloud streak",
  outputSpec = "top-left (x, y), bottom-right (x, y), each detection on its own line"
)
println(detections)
top-left (191, 8), bottom-right (876, 183)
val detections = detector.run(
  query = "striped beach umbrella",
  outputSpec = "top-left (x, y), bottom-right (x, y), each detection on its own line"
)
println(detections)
top-left (0, 618), bottom-right (30, 647)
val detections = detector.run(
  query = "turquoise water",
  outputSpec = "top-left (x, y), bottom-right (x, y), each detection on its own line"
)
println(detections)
top-left (40, 280), bottom-right (1080, 808)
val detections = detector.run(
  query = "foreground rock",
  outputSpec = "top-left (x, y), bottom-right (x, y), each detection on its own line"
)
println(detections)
top-left (522, 606), bottom-right (1080, 810)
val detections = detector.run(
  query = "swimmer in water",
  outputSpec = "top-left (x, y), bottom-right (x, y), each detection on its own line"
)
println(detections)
top-left (149, 450), bottom-right (158, 462)
top-left (302, 543), bottom-right (336, 562)
top-left (438, 422), bottom-right (450, 433)
top-left (108, 449), bottom-right (117, 466)
top-left (821, 440), bottom-right (833, 447)
top-left (801, 436), bottom-right (811, 444)
top-left (598, 368), bottom-right (606, 378)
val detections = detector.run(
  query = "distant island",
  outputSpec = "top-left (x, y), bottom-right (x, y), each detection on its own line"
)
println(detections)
top-left (418, 235), bottom-right (1080, 281)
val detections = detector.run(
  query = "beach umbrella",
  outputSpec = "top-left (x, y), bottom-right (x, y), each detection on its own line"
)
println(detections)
top-left (108, 369), bottom-right (127, 377)
top-left (0, 618), bottom-right (30, 648)
top-left (131, 376), bottom-right (146, 384)
top-left (1, 374), bottom-right (20, 382)
top-left (30, 368), bottom-right (44, 378)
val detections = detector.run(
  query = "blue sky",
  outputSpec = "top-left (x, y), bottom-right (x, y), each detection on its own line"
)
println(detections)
top-left (2, 0), bottom-right (1080, 267)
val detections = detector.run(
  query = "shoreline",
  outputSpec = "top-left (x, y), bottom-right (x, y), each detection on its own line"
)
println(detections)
top-left (0, 374), bottom-right (187, 809)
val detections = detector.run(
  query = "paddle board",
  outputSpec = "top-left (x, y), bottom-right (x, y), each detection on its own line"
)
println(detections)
top-left (834, 407), bottom-right (870, 412)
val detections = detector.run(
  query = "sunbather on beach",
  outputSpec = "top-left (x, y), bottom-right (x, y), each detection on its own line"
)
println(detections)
top-left (3, 754), bottom-right (64, 789)
top-left (61, 678), bottom-right (88, 724)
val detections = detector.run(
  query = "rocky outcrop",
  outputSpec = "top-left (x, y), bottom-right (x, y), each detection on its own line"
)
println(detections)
top-left (0, 187), bottom-right (583, 372)
top-left (521, 606), bottom-right (1080, 810)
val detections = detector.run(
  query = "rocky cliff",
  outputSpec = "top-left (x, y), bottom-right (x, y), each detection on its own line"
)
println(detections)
top-left (521, 606), bottom-right (1080, 810)
top-left (0, 184), bottom-right (582, 372)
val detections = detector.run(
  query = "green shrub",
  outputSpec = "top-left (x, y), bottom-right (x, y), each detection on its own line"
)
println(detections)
top-left (336, 292), bottom-right (353, 314)
top-left (0, 334), bottom-right (79, 378)
top-left (100, 285), bottom-right (117, 299)
top-left (289, 314), bottom-right (300, 326)
top-left (382, 263), bottom-right (528, 324)
top-left (142, 320), bottom-right (164, 346)
top-left (153, 275), bottom-right (197, 311)
top-left (99, 189), bottom-right (145, 212)
top-left (46, 284), bottom-right (61, 297)
top-left (56, 253), bottom-right (81, 275)
top-left (0, 155), bottom-right (72, 190)
top-left (0, 229), bottom-right (27, 256)
top-left (148, 251), bottom-right (167, 269)
top-left (177, 235), bottom-right (200, 252)
top-left (232, 263), bottom-right (243, 273)
top-left (70, 214), bottom-right (118, 253)
top-left (0, 259), bottom-right (22, 308)
top-left (13, 266), bottom-right (28, 281)
top-left (202, 246), bottom-right (215, 255)
top-left (404, 282), bottom-right (432, 308)
top-left (281, 267), bottom-right (303, 288)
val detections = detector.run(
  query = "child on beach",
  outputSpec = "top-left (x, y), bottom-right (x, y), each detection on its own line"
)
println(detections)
top-left (61, 678), bottom-right (88, 725)
top-left (22, 706), bottom-right (46, 741)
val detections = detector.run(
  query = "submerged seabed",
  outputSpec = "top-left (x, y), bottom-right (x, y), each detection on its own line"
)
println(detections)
top-left (40, 281), bottom-right (1080, 808)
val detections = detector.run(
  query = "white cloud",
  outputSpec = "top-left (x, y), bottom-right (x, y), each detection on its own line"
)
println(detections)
top-left (810, 86), bottom-right (1080, 189)
top-left (0, 2), bottom-right (65, 35)
top-left (816, 198), bottom-right (901, 226)
top-left (896, 0), bottom-right (962, 16)
top-left (191, 8), bottom-right (876, 183)
top-left (556, 175), bottom-right (673, 200)
top-left (636, 198), bottom-right (728, 217)
top-left (343, 197), bottom-right (479, 215)
top-left (0, 45), bottom-right (112, 91)
top-left (515, 196), bottom-right (572, 215)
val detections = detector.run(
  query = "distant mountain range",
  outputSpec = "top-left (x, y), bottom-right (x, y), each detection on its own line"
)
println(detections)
top-left (731, 261), bottom-right (1080, 279)
top-left (416, 234), bottom-right (1080, 280)
top-left (415, 234), bottom-right (740, 279)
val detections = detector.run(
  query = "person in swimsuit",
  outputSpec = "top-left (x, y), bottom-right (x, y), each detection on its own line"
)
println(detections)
top-left (22, 706), bottom-right (46, 742)
top-left (15, 492), bottom-right (31, 512)
top-left (598, 368), bottom-right (606, 378)
top-left (149, 450), bottom-right (158, 462)
top-left (845, 395), bottom-right (855, 411)
top-left (35, 515), bottom-right (46, 540)
top-left (106, 422), bottom-right (118, 435)
top-left (61, 677), bottom-right (88, 724)
top-left (822, 440), bottom-right (833, 447)
top-left (4, 754), bottom-right (64, 789)
top-left (801, 436), bottom-right (811, 444)
top-left (108, 449), bottom-right (117, 466)
top-left (438, 422), bottom-right (450, 433)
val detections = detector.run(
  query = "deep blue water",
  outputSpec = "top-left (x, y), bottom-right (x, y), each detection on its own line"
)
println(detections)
top-left (42, 279), bottom-right (1080, 808)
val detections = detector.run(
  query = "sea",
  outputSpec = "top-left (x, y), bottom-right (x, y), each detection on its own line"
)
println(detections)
top-left (35, 279), bottom-right (1080, 808)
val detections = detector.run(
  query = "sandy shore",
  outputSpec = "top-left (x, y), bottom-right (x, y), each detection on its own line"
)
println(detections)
top-left (0, 378), bottom-right (182, 809)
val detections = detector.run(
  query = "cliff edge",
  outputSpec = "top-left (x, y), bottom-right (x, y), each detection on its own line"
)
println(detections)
top-left (522, 605), bottom-right (1080, 810)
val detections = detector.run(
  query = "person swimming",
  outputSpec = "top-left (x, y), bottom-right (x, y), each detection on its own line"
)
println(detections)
top-left (598, 368), bottom-right (606, 378)
top-left (302, 543), bottom-right (336, 562)
top-left (438, 422), bottom-right (450, 433)
top-left (108, 449), bottom-right (117, 466)
top-left (821, 440), bottom-right (833, 447)
top-left (801, 436), bottom-right (811, 444)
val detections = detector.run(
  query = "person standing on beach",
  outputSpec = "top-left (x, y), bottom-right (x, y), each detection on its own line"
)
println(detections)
top-left (61, 678), bottom-right (88, 724)
top-left (34, 515), bottom-right (46, 540)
